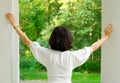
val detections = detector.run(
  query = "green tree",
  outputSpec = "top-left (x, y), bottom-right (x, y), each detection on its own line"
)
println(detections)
top-left (19, 0), bottom-right (47, 55)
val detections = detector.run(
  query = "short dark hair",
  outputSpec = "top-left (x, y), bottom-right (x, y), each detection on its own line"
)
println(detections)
top-left (49, 26), bottom-right (73, 52)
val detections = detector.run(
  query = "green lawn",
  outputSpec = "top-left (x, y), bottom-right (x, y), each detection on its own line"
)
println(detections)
top-left (20, 71), bottom-right (100, 83)
top-left (72, 72), bottom-right (100, 83)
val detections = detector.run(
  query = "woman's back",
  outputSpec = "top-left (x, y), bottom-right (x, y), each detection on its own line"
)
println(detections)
top-left (47, 51), bottom-right (73, 83)
top-left (30, 42), bottom-right (92, 83)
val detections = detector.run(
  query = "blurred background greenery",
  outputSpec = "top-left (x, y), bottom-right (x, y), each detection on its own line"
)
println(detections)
top-left (19, 0), bottom-right (101, 81)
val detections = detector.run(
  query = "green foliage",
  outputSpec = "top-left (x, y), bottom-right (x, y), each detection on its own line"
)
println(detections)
top-left (19, 0), bottom-right (48, 55)
top-left (74, 57), bottom-right (101, 73)
top-left (20, 55), bottom-right (46, 80)
top-left (19, 0), bottom-right (101, 74)
top-left (20, 55), bottom-right (46, 71)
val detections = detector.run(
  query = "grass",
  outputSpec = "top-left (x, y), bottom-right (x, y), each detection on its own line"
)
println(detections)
top-left (72, 72), bottom-right (100, 83)
top-left (20, 70), bottom-right (100, 83)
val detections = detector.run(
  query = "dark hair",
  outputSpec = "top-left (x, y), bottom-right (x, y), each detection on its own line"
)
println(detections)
top-left (49, 26), bottom-right (73, 52)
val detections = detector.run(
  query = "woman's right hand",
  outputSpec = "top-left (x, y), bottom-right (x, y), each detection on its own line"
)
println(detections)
top-left (104, 24), bottom-right (113, 37)
top-left (6, 12), bottom-right (17, 27)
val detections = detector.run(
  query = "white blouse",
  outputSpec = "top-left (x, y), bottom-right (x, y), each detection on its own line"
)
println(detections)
top-left (29, 42), bottom-right (92, 83)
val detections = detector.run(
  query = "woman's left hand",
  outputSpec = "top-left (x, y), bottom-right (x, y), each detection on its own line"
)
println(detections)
top-left (6, 12), bottom-right (17, 27)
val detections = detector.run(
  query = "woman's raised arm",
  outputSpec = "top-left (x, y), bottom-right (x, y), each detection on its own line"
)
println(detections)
top-left (90, 24), bottom-right (113, 52)
top-left (6, 12), bottom-right (32, 46)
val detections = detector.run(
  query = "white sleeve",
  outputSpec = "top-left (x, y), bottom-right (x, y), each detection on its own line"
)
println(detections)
top-left (29, 42), bottom-right (49, 67)
top-left (71, 47), bottom-right (92, 69)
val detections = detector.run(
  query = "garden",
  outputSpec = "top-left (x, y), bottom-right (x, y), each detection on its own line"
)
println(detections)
top-left (19, 0), bottom-right (101, 83)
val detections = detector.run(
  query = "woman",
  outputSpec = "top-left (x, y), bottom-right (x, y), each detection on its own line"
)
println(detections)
top-left (6, 12), bottom-right (112, 83)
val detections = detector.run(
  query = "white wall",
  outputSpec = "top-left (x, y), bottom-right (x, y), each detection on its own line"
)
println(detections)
top-left (0, 0), bottom-right (19, 83)
top-left (102, 0), bottom-right (120, 83)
